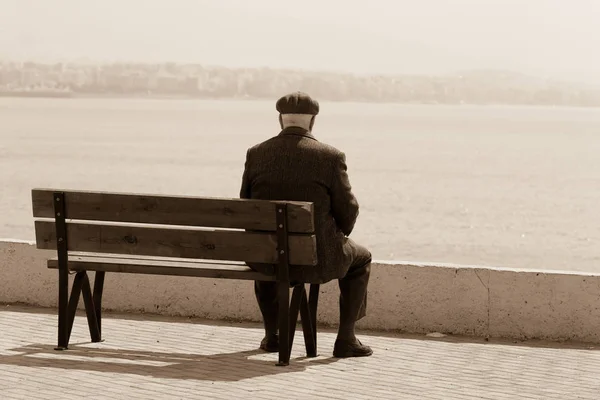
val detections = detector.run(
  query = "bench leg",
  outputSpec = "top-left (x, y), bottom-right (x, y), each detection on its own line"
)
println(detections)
top-left (57, 271), bottom-right (102, 348)
top-left (66, 272), bottom-right (86, 344)
top-left (299, 286), bottom-right (317, 357)
top-left (55, 267), bottom-right (70, 350)
top-left (92, 271), bottom-right (105, 339)
top-left (276, 281), bottom-right (291, 366)
top-left (287, 285), bottom-right (304, 355)
top-left (277, 284), bottom-right (315, 365)
top-left (81, 273), bottom-right (101, 343)
top-left (309, 284), bottom-right (320, 352)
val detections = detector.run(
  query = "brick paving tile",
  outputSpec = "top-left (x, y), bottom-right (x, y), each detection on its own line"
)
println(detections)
top-left (1, 305), bottom-right (599, 400)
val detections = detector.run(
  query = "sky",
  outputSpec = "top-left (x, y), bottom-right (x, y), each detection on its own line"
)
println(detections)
top-left (1, 0), bottom-right (599, 83)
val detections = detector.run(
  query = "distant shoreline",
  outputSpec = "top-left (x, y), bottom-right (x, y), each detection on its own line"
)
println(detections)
top-left (4, 61), bottom-right (600, 108)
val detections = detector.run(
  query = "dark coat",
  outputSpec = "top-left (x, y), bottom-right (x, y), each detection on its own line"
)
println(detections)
top-left (240, 126), bottom-right (361, 284)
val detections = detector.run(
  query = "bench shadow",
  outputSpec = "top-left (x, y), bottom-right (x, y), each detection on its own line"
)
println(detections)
top-left (0, 342), bottom-right (339, 381)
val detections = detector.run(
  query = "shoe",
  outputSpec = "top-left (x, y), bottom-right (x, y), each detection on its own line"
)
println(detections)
top-left (333, 338), bottom-right (373, 358)
top-left (259, 334), bottom-right (279, 352)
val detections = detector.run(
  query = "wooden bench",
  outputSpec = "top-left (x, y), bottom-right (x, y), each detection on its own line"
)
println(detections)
top-left (32, 188), bottom-right (321, 366)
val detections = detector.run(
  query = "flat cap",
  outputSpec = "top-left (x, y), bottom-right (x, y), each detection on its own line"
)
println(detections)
top-left (276, 92), bottom-right (319, 115)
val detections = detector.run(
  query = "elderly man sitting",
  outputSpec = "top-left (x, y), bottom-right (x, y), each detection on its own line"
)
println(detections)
top-left (240, 92), bottom-right (373, 358)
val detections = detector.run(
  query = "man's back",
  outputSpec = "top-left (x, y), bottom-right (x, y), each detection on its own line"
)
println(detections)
top-left (240, 126), bottom-right (359, 283)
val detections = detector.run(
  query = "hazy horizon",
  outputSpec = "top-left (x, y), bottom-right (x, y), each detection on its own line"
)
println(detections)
top-left (2, 0), bottom-right (600, 84)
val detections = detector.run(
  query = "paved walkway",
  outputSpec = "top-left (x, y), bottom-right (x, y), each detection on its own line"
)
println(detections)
top-left (0, 305), bottom-right (599, 399)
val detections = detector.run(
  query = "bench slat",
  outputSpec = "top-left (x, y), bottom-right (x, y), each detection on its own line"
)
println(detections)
top-left (32, 189), bottom-right (315, 233)
top-left (47, 256), bottom-right (276, 281)
top-left (35, 220), bottom-right (317, 266)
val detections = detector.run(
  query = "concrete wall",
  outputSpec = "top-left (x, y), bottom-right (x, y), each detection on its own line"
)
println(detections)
top-left (2, 239), bottom-right (599, 343)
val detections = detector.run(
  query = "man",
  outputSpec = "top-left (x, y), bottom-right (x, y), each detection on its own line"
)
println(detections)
top-left (239, 92), bottom-right (372, 358)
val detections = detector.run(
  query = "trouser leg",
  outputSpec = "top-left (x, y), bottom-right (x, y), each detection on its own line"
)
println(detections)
top-left (338, 243), bottom-right (371, 339)
top-left (254, 280), bottom-right (278, 335)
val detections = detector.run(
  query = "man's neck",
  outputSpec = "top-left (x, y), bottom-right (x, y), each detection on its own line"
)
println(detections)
top-left (280, 113), bottom-right (313, 131)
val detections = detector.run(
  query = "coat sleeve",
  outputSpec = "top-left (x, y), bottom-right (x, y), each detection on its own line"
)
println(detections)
top-left (330, 151), bottom-right (359, 236)
top-left (240, 149), bottom-right (252, 199)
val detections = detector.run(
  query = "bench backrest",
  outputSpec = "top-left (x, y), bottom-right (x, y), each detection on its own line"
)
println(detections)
top-left (32, 189), bottom-right (317, 266)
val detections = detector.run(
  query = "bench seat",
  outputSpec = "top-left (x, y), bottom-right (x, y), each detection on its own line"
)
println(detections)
top-left (47, 254), bottom-right (276, 281)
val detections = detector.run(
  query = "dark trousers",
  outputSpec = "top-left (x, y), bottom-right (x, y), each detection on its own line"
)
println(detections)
top-left (254, 243), bottom-right (372, 332)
